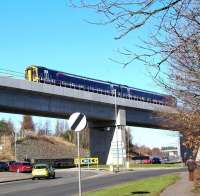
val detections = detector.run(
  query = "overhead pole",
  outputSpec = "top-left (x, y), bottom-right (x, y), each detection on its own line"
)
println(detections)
top-left (114, 89), bottom-right (119, 172)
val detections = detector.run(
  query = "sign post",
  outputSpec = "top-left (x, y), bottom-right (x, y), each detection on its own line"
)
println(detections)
top-left (68, 113), bottom-right (87, 196)
top-left (77, 130), bottom-right (81, 196)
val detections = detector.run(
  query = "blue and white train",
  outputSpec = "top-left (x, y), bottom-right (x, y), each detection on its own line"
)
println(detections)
top-left (25, 65), bottom-right (176, 106)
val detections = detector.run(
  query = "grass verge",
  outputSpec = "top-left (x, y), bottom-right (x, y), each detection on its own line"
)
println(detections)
top-left (193, 185), bottom-right (200, 195)
top-left (83, 174), bottom-right (179, 196)
top-left (83, 163), bottom-right (183, 170)
top-left (129, 163), bottom-right (184, 168)
top-left (82, 163), bottom-right (184, 171)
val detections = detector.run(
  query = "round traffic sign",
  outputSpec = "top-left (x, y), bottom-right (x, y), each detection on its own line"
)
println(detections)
top-left (68, 112), bottom-right (87, 132)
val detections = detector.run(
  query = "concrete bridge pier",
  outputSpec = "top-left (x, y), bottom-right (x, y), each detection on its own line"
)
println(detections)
top-left (89, 109), bottom-right (127, 165)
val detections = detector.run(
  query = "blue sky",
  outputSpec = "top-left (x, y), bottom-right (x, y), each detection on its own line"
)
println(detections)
top-left (131, 127), bottom-right (180, 149)
top-left (0, 0), bottom-right (179, 148)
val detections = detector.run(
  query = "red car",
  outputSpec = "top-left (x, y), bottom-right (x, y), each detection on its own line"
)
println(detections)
top-left (143, 159), bottom-right (152, 164)
top-left (9, 162), bottom-right (32, 173)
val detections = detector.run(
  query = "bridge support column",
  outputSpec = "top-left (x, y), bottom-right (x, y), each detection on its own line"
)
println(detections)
top-left (106, 125), bottom-right (126, 166)
top-left (107, 109), bottom-right (126, 166)
top-left (89, 109), bottom-right (127, 165)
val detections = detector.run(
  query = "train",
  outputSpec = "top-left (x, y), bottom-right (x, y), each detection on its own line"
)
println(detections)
top-left (25, 65), bottom-right (176, 106)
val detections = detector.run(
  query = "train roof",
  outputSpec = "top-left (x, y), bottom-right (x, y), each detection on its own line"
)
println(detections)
top-left (29, 65), bottom-right (173, 97)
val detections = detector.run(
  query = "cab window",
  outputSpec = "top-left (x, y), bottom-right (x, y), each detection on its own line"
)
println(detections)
top-left (32, 69), bottom-right (37, 79)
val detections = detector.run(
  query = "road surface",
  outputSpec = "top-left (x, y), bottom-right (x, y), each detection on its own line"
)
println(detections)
top-left (0, 168), bottom-right (185, 196)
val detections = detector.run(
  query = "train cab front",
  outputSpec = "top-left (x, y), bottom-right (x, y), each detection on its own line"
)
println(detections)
top-left (25, 66), bottom-right (39, 82)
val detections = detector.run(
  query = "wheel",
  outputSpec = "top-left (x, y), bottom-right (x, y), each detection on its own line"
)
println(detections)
top-left (52, 173), bottom-right (55, 179)
top-left (32, 177), bottom-right (35, 180)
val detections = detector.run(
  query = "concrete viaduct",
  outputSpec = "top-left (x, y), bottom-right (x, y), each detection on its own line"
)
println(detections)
top-left (0, 76), bottom-right (175, 164)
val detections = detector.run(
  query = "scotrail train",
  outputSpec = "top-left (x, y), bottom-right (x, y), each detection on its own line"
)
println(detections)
top-left (25, 65), bottom-right (176, 106)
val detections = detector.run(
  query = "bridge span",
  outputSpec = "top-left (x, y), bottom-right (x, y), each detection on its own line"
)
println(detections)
top-left (0, 76), bottom-right (174, 127)
top-left (0, 76), bottom-right (176, 164)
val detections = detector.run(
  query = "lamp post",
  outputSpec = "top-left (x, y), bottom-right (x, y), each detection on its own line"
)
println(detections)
top-left (127, 127), bottom-right (130, 169)
top-left (114, 89), bottom-right (119, 172)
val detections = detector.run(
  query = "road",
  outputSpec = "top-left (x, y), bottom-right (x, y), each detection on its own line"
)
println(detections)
top-left (0, 168), bottom-right (186, 196)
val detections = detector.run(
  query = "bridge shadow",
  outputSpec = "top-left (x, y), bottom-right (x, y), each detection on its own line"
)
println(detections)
top-left (131, 191), bottom-right (150, 195)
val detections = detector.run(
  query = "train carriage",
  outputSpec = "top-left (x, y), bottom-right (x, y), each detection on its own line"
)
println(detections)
top-left (25, 65), bottom-right (176, 107)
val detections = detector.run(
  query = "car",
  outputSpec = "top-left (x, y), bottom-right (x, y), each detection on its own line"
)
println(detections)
top-left (32, 163), bottom-right (55, 180)
top-left (0, 161), bottom-right (8, 171)
top-left (6, 160), bottom-right (16, 167)
top-left (9, 162), bottom-right (32, 173)
top-left (132, 156), bottom-right (151, 164)
top-left (151, 157), bottom-right (161, 164)
top-left (143, 159), bottom-right (152, 164)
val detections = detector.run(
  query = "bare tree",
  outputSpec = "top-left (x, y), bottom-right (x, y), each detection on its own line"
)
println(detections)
top-left (55, 120), bottom-right (65, 136)
top-left (44, 120), bottom-right (51, 135)
top-left (0, 120), bottom-right (14, 136)
top-left (69, 0), bottom-right (197, 67)
top-left (153, 8), bottom-right (200, 153)
top-left (125, 127), bottom-right (134, 158)
top-left (151, 147), bottom-right (161, 156)
top-left (37, 121), bottom-right (46, 135)
top-left (0, 119), bottom-right (15, 159)
top-left (69, 0), bottom-right (200, 152)
top-left (20, 115), bottom-right (35, 137)
top-left (69, 0), bottom-right (199, 86)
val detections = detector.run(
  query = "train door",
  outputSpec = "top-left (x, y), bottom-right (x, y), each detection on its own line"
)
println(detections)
top-left (27, 69), bottom-right (32, 81)
top-left (25, 68), bottom-right (33, 81)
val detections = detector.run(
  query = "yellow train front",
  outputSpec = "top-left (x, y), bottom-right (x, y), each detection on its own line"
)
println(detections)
top-left (25, 65), bottom-right (40, 82)
top-left (25, 65), bottom-right (52, 83)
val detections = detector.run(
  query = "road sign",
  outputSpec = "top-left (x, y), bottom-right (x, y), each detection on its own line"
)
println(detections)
top-left (74, 157), bottom-right (99, 165)
top-left (68, 112), bottom-right (87, 132)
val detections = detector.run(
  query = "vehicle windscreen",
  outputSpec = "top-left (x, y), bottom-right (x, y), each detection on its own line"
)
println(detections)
top-left (34, 165), bottom-right (47, 169)
top-left (22, 163), bottom-right (31, 166)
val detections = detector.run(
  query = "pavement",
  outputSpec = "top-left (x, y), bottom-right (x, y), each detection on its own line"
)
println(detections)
top-left (0, 172), bottom-right (31, 183)
top-left (160, 172), bottom-right (196, 196)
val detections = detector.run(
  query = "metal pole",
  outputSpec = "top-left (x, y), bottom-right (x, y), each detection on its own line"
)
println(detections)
top-left (15, 131), bottom-right (17, 161)
top-left (114, 89), bottom-right (119, 172)
top-left (77, 131), bottom-right (82, 196)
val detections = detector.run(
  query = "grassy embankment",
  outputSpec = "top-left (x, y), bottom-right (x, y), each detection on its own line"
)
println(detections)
top-left (84, 174), bottom-right (179, 196)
